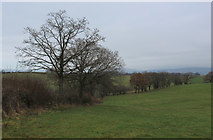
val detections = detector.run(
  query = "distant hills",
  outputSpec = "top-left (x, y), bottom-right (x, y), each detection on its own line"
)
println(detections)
top-left (124, 67), bottom-right (211, 75)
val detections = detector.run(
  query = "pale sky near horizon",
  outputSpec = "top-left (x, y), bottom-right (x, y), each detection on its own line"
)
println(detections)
top-left (2, 2), bottom-right (211, 71)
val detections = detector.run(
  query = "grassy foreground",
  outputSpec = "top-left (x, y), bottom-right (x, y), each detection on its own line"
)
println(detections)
top-left (3, 83), bottom-right (211, 138)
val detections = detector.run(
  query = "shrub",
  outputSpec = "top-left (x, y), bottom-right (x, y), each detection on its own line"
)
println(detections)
top-left (2, 73), bottom-right (104, 117)
top-left (81, 93), bottom-right (93, 105)
top-left (81, 93), bottom-right (103, 105)
top-left (112, 85), bottom-right (129, 95)
top-left (2, 74), bottom-right (53, 115)
top-left (53, 92), bottom-right (80, 105)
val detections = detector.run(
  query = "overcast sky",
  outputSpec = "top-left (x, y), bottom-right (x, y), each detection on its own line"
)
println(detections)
top-left (2, 2), bottom-right (211, 71)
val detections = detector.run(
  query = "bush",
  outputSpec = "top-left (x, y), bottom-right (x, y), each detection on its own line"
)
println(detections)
top-left (112, 85), bottom-right (129, 95)
top-left (81, 93), bottom-right (93, 105)
top-left (53, 91), bottom-right (80, 105)
top-left (80, 92), bottom-right (103, 105)
top-left (2, 73), bottom-right (104, 117)
top-left (2, 75), bottom-right (53, 115)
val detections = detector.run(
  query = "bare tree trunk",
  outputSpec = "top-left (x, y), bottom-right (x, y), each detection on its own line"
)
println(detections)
top-left (79, 81), bottom-right (84, 98)
top-left (78, 73), bottom-right (87, 98)
top-left (59, 76), bottom-right (63, 94)
top-left (59, 50), bottom-right (64, 94)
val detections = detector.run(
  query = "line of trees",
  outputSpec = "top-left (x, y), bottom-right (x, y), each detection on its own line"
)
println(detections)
top-left (16, 10), bottom-right (124, 98)
top-left (130, 72), bottom-right (197, 93)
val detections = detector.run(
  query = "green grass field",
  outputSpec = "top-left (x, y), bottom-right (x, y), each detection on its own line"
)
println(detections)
top-left (113, 75), bottom-right (131, 87)
top-left (3, 82), bottom-right (211, 138)
top-left (190, 76), bottom-right (204, 84)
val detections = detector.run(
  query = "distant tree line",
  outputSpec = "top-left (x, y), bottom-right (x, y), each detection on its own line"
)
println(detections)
top-left (130, 72), bottom-right (199, 93)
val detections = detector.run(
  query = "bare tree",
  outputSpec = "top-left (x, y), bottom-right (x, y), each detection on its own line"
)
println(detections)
top-left (69, 40), bottom-right (124, 98)
top-left (16, 10), bottom-right (104, 94)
